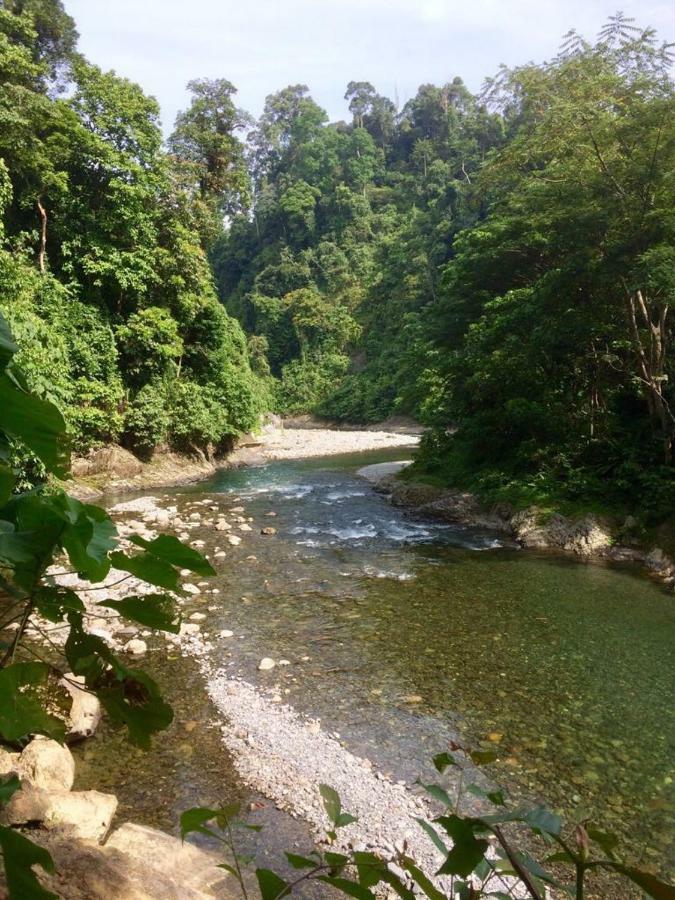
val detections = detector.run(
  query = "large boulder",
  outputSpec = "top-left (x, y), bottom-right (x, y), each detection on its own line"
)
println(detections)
top-left (17, 737), bottom-right (75, 792)
top-left (0, 826), bottom-right (234, 899)
top-left (0, 787), bottom-right (117, 842)
top-left (71, 446), bottom-right (142, 478)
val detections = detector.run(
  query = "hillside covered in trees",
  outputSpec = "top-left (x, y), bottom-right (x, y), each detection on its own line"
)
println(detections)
top-left (1, 2), bottom-right (673, 519)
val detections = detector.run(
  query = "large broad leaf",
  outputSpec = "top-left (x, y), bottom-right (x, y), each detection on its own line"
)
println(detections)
top-left (0, 312), bottom-right (18, 371)
top-left (33, 587), bottom-right (85, 623)
top-left (0, 825), bottom-right (56, 899)
top-left (0, 775), bottom-right (21, 805)
top-left (0, 463), bottom-right (15, 506)
top-left (60, 498), bottom-right (116, 582)
top-left (99, 594), bottom-right (181, 633)
top-left (435, 815), bottom-right (489, 877)
top-left (256, 868), bottom-right (290, 900)
top-left (109, 551), bottom-right (181, 592)
top-left (97, 669), bottom-right (173, 750)
top-left (65, 618), bottom-right (172, 748)
top-left (0, 520), bottom-right (35, 564)
top-left (129, 534), bottom-right (215, 575)
top-left (0, 374), bottom-right (69, 478)
top-left (0, 662), bottom-right (65, 743)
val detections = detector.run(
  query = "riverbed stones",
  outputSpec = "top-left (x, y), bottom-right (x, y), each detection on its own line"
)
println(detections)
top-left (238, 523), bottom-right (252, 532)
top-left (258, 657), bottom-right (276, 671)
top-left (215, 519), bottom-right (231, 531)
top-left (189, 612), bottom-right (207, 622)
top-left (2, 787), bottom-right (118, 842)
top-left (183, 583), bottom-right (200, 595)
top-left (260, 526), bottom-right (277, 535)
top-left (124, 638), bottom-right (147, 656)
top-left (219, 629), bottom-right (234, 638)
top-left (227, 534), bottom-right (242, 546)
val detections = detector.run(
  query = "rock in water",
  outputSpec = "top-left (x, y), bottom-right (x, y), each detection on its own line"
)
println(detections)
top-left (260, 526), bottom-right (277, 535)
top-left (17, 737), bottom-right (75, 792)
top-left (258, 657), bottom-right (276, 671)
top-left (60, 674), bottom-right (102, 741)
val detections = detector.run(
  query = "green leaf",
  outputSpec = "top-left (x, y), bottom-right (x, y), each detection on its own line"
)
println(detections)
top-left (97, 670), bottom-right (173, 750)
top-left (607, 864), bottom-right (675, 899)
top-left (0, 824), bottom-right (57, 899)
top-left (318, 877), bottom-right (376, 899)
top-left (61, 501), bottom-right (116, 581)
top-left (319, 783), bottom-right (342, 825)
top-left (284, 853), bottom-right (318, 870)
top-left (414, 817), bottom-right (448, 856)
top-left (0, 520), bottom-right (35, 564)
top-left (336, 812), bottom-right (358, 828)
top-left (433, 751), bottom-right (459, 772)
top-left (256, 868), bottom-right (290, 900)
top-left (0, 464), bottom-right (15, 506)
top-left (522, 806), bottom-right (562, 836)
top-left (469, 750), bottom-right (498, 766)
top-left (352, 851), bottom-right (386, 888)
top-left (0, 311), bottom-right (19, 370)
top-left (179, 807), bottom-right (221, 840)
top-left (465, 783), bottom-right (505, 806)
top-left (0, 775), bottom-right (21, 805)
top-left (400, 856), bottom-right (446, 900)
top-left (585, 826), bottom-right (618, 859)
top-left (0, 374), bottom-right (69, 478)
top-left (435, 815), bottom-right (489, 877)
top-left (129, 534), bottom-right (215, 576)
top-left (0, 662), bottom-right (66, 743)
top-left (34, 587), bottom-right (85, 623)
top-left (99, 594), bottom-right (181, 633)
top-left (420, 782), bottom-right (453, 806)
top-left (109, 550), bottom-right (181, 592)
top-left (324, 850), bottom-right (349, 869)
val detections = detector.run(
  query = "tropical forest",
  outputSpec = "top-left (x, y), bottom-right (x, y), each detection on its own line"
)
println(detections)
top-left (0, 0), bottom-right (673, 898)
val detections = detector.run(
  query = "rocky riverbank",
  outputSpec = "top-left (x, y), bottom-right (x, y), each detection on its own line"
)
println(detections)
top-left (374, 475), bottom-right (675, 590)
top-left (25, 488), bottom-right (524, 899)
top-left (67, 423), bottom-right (420, 501)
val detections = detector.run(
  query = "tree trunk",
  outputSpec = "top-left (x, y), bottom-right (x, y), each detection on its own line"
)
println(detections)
top-left (624, 285), bottom-right (673, 464)
top-left (36, 199), bottom-right (47, 274)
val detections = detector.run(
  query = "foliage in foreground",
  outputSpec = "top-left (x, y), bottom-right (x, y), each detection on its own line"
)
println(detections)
top-left (183, 744), bottom-right (675, 900)
top-left (0, 310), bottom-right (214, 896)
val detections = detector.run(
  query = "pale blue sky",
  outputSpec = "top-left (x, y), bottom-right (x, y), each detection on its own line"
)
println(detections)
top-left (65, 0), bottom-right (674, 133)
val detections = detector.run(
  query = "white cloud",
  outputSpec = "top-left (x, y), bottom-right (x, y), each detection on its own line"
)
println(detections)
top-left (64, 0), bottom-right (674, 132)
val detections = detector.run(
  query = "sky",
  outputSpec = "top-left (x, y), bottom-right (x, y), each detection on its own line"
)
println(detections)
top-left (65, 0), bottom-right (674, 133)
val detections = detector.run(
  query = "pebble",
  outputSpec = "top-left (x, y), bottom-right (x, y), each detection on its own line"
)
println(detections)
top-left (220, 630), bottom-right (234, 638)
top-left (183, 584), bottom-right (200, 595)
top-left (261, 527), bottom-right (277, 535)
top-left (227, 535), bottom-right (242, 546)
top-left (258, 658), bottom-right (276, 671)
top-left (189, 613), bottom-right (207, 621)
top-left (230, 507), bottom-right (245, 513)
top-left (239, 524), bottom-right (252, 532)
top-left (124, 639), bottom-right (147, 656)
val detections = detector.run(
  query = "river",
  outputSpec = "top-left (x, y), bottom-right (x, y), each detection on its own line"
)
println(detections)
top-left (74, 445), bottom-right (675, 889)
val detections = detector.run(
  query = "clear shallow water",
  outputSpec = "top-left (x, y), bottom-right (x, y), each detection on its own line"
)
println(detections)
top-left (176, 450), bottom-right (674, 875)
top-left (77, 447), bottom-right (673, 889)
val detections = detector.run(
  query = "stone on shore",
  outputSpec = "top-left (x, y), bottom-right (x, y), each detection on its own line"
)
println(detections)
top-left (60, 674), bottom-right (102, 741)
top-left (1, 787), bottom-right (118, 843)
top-left (17, 737), bottom-right (75, 792)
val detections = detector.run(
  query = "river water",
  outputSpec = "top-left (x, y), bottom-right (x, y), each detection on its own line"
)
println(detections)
top-left (75, 447), bottom-right (675, 882)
